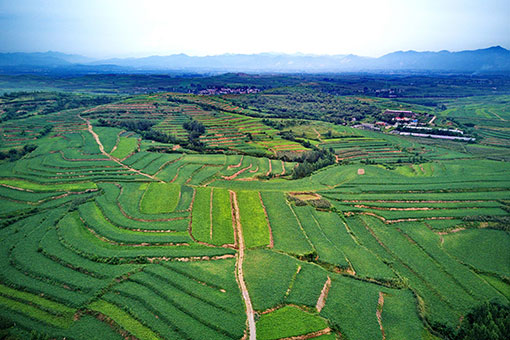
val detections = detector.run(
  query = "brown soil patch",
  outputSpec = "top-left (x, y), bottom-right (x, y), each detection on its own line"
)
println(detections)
top-left (357, 168), bottom-right (365, 175)
top-left (222, 164), bottom-right (252, 180)
top-left (289, 192), bottom-right (322, 201)
top-left (316, 276), bottom-right (332, 312)
top-left (376, 291), bottom-right (386, 340)
top-left (147, 254), bottom-right (235, 263)
top-left (170, 164), bottom-right (185, 183)
top-left (227, 156), bottom-right (244, 169)
top-left (278, 328), bottom-right (332, 340)
top-left (436, 227), bottom-right (466, 235)
top-left (280, 160), bottom-right (286, 175)
top-left (265, 159), bottom-right (272, 177)
top-left (354, 204), bottom-right (432, 211)
top-left (0, 183), bottom-right (35, 192)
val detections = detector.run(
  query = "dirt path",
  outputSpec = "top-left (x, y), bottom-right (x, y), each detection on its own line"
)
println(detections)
top-left (228, 156), bottom-right (244, 169)
top-left (489, 109), bottom-right (506, 121)
top-left (376, 292), bottom-right (385, 340)
top-left (315, 276), bottom-right (331, 312)
top-left (312, 128), bottom-right (323, 142)
top-left (222, 164), bottom-right (252, 180)
top-left (278, 328), bottom-right (332, 340)
top-left (110, 130), bottom-right (123, 153)
top-left (265, 159), bottom-right (272, 177)
top-left (436, 227), bottom-right (465, 235)
top-left (280, 161), bottom-right (286, 175)
top-left (79, 115), bottom-right (161, 182)
top-left (230, 190), bottom-right (256, 340)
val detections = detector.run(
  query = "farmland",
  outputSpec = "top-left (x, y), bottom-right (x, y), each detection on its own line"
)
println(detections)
top-left (0, 74), bottom-right (509, 340)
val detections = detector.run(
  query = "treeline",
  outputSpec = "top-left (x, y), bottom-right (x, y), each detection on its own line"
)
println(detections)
top-left (0, 92), bottom-right (115, 122)
top-left (97, 118), bottom-right (178, 145)
top-left (271, 128), bottom-right (336, 178)
top-left (182, 119), bottom-right (206, 149)
top-left (183, 119), bottom-right (205, 136)
top-left (462, 215), bottom-right (510, 231)
top-left (451, 302), bottom-right (509, 340)
top-left (97, 118), bottom-right (209, 152)
top-left (230, 87), bottom-right (379, 123)
top-left (0, 144), bottom-right (37, 161)
top-left (291, 149), bottom-right (336, 179)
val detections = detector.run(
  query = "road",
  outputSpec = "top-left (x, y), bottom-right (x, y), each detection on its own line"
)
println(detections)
top-left (230, 190), bottom-right (256, 340)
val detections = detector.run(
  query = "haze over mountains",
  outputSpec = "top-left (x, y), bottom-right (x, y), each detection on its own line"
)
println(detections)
top-left (0, 46), bottom-right (509, 74)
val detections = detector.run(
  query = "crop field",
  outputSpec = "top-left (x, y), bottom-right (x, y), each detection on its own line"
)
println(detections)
top-left (0, 81), bottom-right (509, 340)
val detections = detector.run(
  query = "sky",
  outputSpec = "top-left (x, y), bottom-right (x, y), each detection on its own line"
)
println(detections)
top-left (0, 0), bottom-right (509, 59)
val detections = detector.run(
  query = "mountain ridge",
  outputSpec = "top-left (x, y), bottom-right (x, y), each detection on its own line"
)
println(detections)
top-left (0, 46), bottom-right (509, 73)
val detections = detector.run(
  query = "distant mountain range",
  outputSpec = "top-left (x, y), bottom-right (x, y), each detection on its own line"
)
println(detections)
top-left (1, 46), bottom-right (509, 74)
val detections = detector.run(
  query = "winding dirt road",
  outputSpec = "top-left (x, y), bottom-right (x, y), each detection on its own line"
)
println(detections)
top-left (230, 190), bottom-right (256, 340)
top-left (79, 115), bottom-right (161, 182)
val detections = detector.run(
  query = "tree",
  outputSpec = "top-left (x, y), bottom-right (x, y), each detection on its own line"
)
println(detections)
top-left (455, 302), bottom-right (510, 340)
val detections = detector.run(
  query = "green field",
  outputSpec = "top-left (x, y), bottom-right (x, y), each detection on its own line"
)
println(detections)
top-left (140, 182), bottom-right (181, 214)
top-left (0, 78), bottom-right (509, 340)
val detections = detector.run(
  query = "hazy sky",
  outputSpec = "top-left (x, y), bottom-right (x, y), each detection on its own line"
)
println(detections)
top-left (0, 0), bottom-right (509, 58)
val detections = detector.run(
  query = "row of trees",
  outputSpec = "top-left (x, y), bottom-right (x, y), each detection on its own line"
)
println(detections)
top-left (0, 92), bottom-right (115, 122)
top-left (97, 118), bottom-right (179, 144)
top-left (292, 149), bottom-right (336, 179)
top-left (0, 144), bottom-right (37, 162)
top-left (97, 118), bottom-right (210, 152)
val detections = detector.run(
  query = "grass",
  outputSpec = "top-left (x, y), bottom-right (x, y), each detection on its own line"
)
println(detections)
top-left (479, 274), bottom-right (510, 300)
top-left (236, 190), bottom-right (270, 248)
top-left (88, 299), bottom-right (161, 340)
top-left (191, 187), bottom-right (211, 243)
top-left (382, 290), bottom-right (428, 340)
top-left (443, 229), bottom-right (510, 277)
top-left (286, 263), bottom-right (328, 307)
top-left (260, 191), bottom-right (313, 255)
top-left (139, 182), bottom-right (180, 214)
top-left (211, 188), bottom-right (235, 245)
top-left (1, 88), bottom-right (509, 339)
top-left (111, 137), bottom-right (138, 159)
top-left (257, 305), bottom-right (328, 340)
top-left (0, 295), bottom-right (73, 328)
top-left (292, 205), bottom-right (349, 268)
top-left (243, 249), bottom-right (298, 311)
top-left (0, 178), bottom-right (96, 192)
top-left (320, 275), bottom-right (380, 339)
top-left (0, 283), bottom-right (75, 315)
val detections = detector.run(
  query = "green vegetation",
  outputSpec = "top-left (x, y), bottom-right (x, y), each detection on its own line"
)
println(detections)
top-left (88, 300), bottom-right (161, 340)
top-left (0, 74), bottom-right (509, 340)
top-left (140, 183), bottom-right (180, 214)
top-left (455, 302), bottom-right (510, 340)
top-left (236, 190), bottom-right (271, 248)
top-left (256, 305), bottom-right (328, 340)
top-left (111, 137), bottom-right (138, 159)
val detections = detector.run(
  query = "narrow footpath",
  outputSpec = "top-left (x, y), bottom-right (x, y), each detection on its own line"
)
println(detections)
top-left (79, 115), bottom-right (161, 182)
top-left (230, 190), bottom-right (256, 340)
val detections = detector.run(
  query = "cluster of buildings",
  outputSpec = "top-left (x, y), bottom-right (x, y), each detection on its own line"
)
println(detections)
top-left (198, 87), bottom-right (260, 95)
top-left (353, 109), bottom-right (473, 141)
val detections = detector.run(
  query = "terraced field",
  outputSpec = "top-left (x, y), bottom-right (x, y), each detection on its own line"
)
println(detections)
top-left (0, 90), bottom-right (509, 340)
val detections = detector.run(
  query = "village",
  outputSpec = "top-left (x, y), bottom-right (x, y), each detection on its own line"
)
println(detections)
top-left (353, 109), bottom-right (474, 141)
